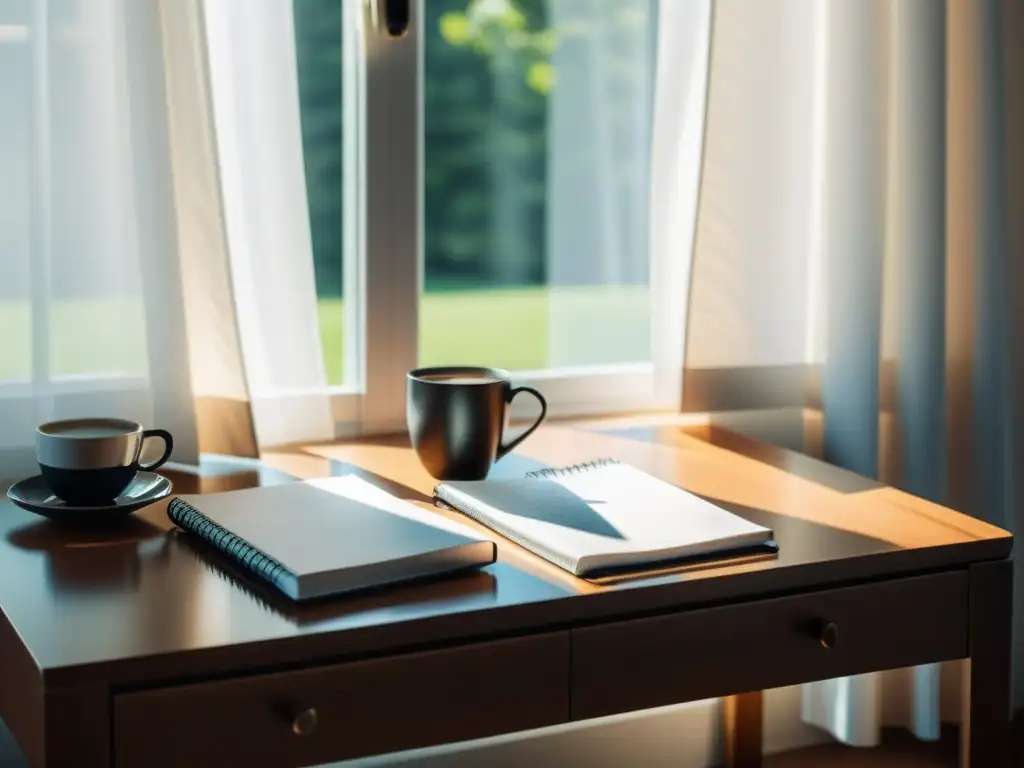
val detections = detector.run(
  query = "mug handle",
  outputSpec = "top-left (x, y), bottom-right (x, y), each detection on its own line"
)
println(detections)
top-left (497, 386), bottom-right (547, 460)
top-left (137, 429), bottom-right (174, 472)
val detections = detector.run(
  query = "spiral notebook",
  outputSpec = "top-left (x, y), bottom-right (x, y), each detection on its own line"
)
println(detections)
top-left (435, 460), bottom-right (775, 577)
top-left (167, 475), bottom-right (496, 601)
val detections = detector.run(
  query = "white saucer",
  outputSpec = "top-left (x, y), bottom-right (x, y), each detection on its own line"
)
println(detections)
top-left (6, 472), bottom-right (172, 524)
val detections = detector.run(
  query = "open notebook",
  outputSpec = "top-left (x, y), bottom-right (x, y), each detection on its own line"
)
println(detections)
top-left (435, 460), bottom-right (775, 577)
top-left (168, 475), bottom-right (496, 601)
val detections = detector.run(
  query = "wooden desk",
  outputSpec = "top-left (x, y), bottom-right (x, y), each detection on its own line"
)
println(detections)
top-left (0, 425), bottom-right (1012, 767)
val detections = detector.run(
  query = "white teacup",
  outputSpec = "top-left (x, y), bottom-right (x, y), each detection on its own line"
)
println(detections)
top-left (36, 418), bottom-right (173, 505)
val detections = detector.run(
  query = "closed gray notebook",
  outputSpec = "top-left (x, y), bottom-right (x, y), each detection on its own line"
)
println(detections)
top-left (168, 476), bottom-right (496, 601)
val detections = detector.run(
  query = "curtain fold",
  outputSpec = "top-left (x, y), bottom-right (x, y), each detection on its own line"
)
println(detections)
top-left (165, 0), bottom-right (335, 452)
top-left (201, 0), bottom-right (334, 449)
top-left (650, 0), bottom-right (712, 404)
top-left (680, 0), bottom-right (1024, 749)
top-left (158, 0), bottom-right (259, 459)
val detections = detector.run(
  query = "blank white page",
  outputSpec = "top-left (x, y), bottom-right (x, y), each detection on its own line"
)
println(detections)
top-left (438, 462), bottom-right (773, 574)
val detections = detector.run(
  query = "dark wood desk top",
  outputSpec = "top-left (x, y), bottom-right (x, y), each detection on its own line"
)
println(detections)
top-left (0, 425), bottom-right (1011, 691)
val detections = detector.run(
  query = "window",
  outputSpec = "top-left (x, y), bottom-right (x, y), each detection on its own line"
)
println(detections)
top-left (288, 0), bottom-right (679, 436)
top-left (420, 0), bottom-right (657, 373)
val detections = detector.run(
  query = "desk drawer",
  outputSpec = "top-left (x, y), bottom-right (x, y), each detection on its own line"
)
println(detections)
top-left (572, 572), bottom-right (968, 720)
top-left (114, 632), bottom-right (569, 767)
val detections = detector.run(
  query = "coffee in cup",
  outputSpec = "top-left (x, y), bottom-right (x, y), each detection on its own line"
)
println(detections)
top-left (36, 418), bottom-right (174, 505)
top-left (407, 366), bottom-right (547, 480)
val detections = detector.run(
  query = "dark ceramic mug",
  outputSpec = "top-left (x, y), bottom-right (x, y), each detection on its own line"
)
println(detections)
top-left (407, 366), bottom-right (547, 480)
top-left (36, 417), bottom-right (174, 505)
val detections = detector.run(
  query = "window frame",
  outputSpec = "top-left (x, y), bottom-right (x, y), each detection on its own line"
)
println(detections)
top-left (319, 0), bottom-right (684, 438)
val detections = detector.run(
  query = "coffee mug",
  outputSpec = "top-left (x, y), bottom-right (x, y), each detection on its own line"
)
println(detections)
top-left (407, 366), bottom-right (547, 481)
top-left (36, 417), bottom-right (174, 505)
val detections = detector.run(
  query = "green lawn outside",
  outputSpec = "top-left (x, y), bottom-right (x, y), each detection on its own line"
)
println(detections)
top-left (320, 285), bottom-right (650, 383)
top-left (0, 298), bottom-right (147, 380)
top-left (1, 286), bottom-right (649, 384)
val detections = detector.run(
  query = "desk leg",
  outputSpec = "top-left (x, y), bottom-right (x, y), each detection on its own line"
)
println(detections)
top-left (44, 685), bottom-right (111, 768)
top-left (723, 691), bottom-right (762, 768)
top-left (961, 559), bottom-right (1012, 768)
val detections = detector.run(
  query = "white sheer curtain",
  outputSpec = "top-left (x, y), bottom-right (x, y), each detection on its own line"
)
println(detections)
top-left (202, 0), bottom-right (335, 448)
top-left (650, 0), bottom-right (712, 407)
top-left (0, 0), bottom-right (199, 481)
top-left (0, 0), bottom-right (335, 478)
top-left (164, 0), bottom-right (336, 451)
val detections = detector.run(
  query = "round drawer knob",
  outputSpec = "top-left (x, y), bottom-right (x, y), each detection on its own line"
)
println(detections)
top-left (819, 621), bottom-right (839, 650)
top-left (291, 707), bottom-right (318, 737)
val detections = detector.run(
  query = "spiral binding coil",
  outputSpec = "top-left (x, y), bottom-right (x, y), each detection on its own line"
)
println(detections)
top-left (167, 498), bottom-right (289, 589)
top-left (525, 458), bottom-right (620, 480)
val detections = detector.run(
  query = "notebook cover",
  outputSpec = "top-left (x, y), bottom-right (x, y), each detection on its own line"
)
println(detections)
top-left (168, 475), bottom-right (495, 600)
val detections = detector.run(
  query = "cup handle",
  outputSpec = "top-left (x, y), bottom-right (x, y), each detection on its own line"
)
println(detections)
top-left (497, 386), bottom-right (547, 460)
top-left (137, 429), bottom-right (174, 472)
